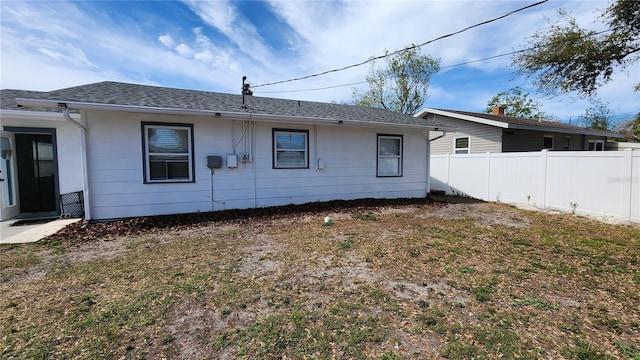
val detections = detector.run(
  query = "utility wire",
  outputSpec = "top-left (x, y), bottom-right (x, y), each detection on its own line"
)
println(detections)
top-left (252, 0), bottom-right (549, 89)
top-left (254, 28), bottom-right (616, 95)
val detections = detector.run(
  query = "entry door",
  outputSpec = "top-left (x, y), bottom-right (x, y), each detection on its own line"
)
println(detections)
top-left (0, 131), bottom-right (19, 220)
top-left (15, 134), bottom-right (57, 213)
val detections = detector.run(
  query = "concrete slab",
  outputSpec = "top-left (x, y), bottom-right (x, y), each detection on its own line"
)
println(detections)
top-left (0, 218), bottom-right (82, 244)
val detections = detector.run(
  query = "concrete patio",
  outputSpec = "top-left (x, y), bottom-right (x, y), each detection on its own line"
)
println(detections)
top-left (0, 217), bottom-right (82, 244)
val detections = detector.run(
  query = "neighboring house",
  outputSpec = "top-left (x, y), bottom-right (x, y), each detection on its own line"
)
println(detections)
top-left (416, 107), bottom-right (624, 155)
top-left (1, 81), bottom-right (447, 221)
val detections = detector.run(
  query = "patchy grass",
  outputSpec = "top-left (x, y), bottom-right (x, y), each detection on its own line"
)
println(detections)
top-left (1, 199), bottom-right (639, 359)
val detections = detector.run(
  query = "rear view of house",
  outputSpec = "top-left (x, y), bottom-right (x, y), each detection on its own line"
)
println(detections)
top-left (1, 81), bottom-right (446, 221)
top-left (417, 107), bottom-right (624, 154)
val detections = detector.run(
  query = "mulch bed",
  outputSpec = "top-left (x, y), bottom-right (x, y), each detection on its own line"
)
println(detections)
top-left (45, 197), bottom-right (455, 243)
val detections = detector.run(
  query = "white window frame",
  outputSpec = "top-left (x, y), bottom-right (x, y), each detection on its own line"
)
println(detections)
top-left (273, 129), bottom-right (309, 169)
top-left (142, 122), bottom-right (194, 183)
top-left (543, 134), bottom-right (554, 150)
top-left (587, 139), bottom-right (605, 151)
top-left (377, 134), bottom-right (403, 177)
top-left (453, 136), bottom-right (470, 154)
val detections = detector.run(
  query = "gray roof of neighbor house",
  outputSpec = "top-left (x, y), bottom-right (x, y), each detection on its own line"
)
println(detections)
top-left (417, 108), bottom-right (624, 138)
top-left (3, 81), bottom-right (449, 130)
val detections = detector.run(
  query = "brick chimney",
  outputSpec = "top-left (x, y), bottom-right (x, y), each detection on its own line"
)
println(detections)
top-left (492, 105), bottom-right (505, 115)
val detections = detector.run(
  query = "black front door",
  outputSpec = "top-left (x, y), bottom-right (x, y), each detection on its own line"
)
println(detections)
top-left (15, 134), bottom-right (56, 213)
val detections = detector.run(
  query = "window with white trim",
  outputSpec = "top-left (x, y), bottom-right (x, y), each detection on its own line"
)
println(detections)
top-left (563, 136), bottom-right (571, 150)
top-left (454, 136), bottom-right (469, 154)
top-left (587, 139), bottom-right (605, 151)
top-left (142, 123), bottom-right (194, 183)
top-left (273, 129), bottom-right (309, 168)
top-left (377, 134), bottom-right (402, 177)
top-left (543, 134), bottom-right (554, 149)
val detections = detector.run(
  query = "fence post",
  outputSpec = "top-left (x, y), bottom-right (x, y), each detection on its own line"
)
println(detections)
top-left (539, 150), bottom-right (548, 210)
top-left (446, 153), bottom-right (452, 195)
top-left (622, 149), bottom-right (633, 221)
top-left (486, 152), bottom-right (492, 202)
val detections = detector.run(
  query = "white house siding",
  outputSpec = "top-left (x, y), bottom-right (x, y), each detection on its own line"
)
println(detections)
top-left (429, 115), bottom-right (501, 154)
top-left (84, 111), bottom-right (430, 220)
top-left (0, 115), bottom-right (84, 196)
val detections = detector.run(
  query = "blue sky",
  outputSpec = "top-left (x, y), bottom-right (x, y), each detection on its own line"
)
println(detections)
top-left (1, 0), bottom-right (638, 124)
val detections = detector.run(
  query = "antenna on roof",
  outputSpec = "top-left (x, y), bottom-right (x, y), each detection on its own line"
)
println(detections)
top-left (241, 76), bottom-right (252, 109)
top-left (242, 76), bottom-right (253, 96)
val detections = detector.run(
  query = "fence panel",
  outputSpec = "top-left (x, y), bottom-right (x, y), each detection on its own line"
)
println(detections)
top-left (545, 152), bottom-right (626, 217)
top-left (430, 149), bottom-right (639, 223)
top-left (631, 153), bottom-right (640, 222)
top-left (448, 154), bottom-right (491, 200)
top-left (488, 152), bottom-right (542, 205)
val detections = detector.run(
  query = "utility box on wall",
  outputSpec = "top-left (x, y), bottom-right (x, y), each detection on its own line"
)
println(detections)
top-left (207, 155), bottom-right (222, 169)
top-left (227, 154), bottom-right (238, 168)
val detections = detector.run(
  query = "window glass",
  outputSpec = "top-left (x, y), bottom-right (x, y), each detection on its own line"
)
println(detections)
top-left (377, 135), bottom-right (402, 177)
top-left (143, 123), bottom-right (193, 182)
top-left (148, 128), bottom-right (189, 153)
top-left (454, 137), bottom-right (469, 154)
top-left (587, 140), bottom-right (604, 151)
top-left (595, 141), bottom-right (604, 151)
top-left (543, 135), bottom-right (554, 149)
top-left (273, 130), bottom-right (308, 168)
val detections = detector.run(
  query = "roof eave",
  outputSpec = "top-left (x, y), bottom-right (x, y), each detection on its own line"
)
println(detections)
top-left (507, 124), bottom-right (625, 138)
top-left (16, 98), bottom-right (442, 131)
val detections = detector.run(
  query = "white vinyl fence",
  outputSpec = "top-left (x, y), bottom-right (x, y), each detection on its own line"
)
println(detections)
top-left (430, 149), bottom-right (640, 223)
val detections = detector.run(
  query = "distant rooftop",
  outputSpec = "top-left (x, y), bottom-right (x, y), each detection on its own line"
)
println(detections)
top-left (419, 107), bottom-right (623, 138)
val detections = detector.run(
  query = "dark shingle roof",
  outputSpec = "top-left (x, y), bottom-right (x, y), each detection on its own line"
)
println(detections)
top-left (1, 89), bottom-right (52, 112)
top-left (5, 81), bottom-right (447, 129)
top-left (425, 108), bottom-right (623, 138)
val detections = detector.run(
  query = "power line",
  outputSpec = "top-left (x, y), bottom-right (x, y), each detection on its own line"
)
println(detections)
top-left (252, 0), bottom-right (549, 89)
top-left (256, 81), bottom-right (368, 94)
top-left (254, 28), bottom-right (617, 96)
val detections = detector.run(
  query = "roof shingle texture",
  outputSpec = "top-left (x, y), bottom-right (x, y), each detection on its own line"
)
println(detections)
top-left (3, 81), bottom-right (446, 128)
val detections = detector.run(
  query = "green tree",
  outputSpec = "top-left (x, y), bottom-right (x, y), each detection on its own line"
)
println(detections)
top-left (579, 98), bottom-right (615, 131)
top-left (513, 0), bottom-right (640, 97)
top-left (618, 114), bottom-right (640, 141)
top-left (353, 46), bottom-right (440, 115)
top-left (617, 84), bottom-right (640, 141)
top-left (485, 87), bottom-right (548, 119)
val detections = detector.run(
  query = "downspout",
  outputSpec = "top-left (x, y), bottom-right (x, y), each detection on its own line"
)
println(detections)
top-left (63, 108), bottom-right (92, 220)
top-left (63, 108), bottom-right (86, 130)
top-left (429, 129), bottom-right (446, 143)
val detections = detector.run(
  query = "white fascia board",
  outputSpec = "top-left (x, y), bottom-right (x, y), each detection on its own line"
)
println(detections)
top-left (418, 108), bottom-right (509, 128)
top-left (16, 98), bottom-right (441, 131)
top-left (0, 109), bottom-right (81, 121)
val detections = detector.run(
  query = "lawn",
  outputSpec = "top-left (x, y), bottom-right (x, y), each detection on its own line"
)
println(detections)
top-left (1, 198), bottom-right (639, 359)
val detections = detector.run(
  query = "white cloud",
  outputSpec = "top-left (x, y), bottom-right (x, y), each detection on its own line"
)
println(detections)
top-left (180, 0), bottom-right (275, 67)
top-left (159, 34), bottom-right (176, 48)
top-left (175, 43), bottom-right (193, 57)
